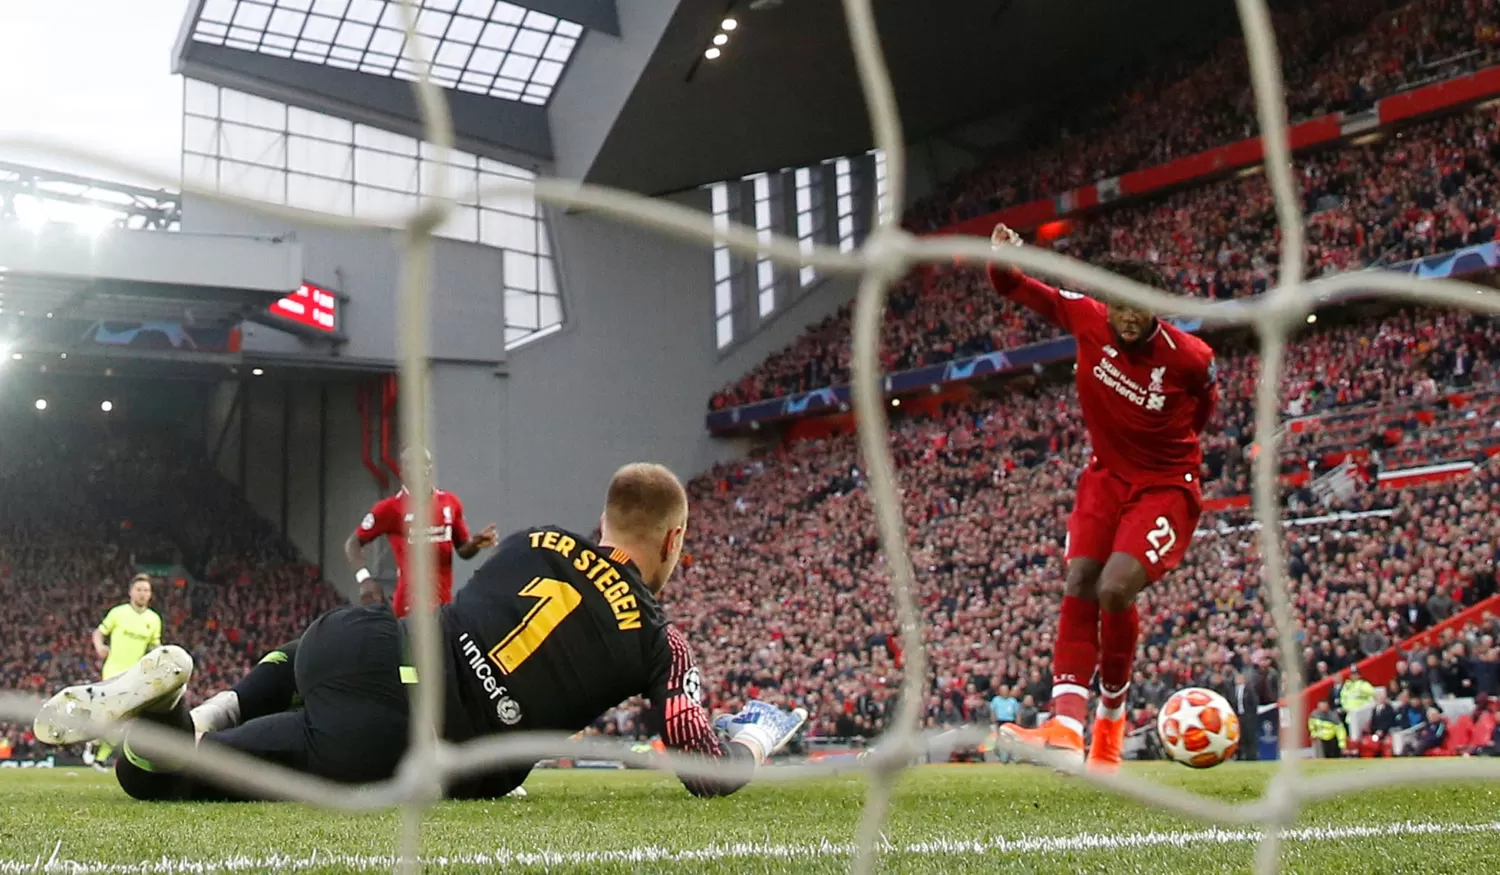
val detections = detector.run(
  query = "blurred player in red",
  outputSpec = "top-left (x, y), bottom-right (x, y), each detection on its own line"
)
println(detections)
top-left (344, 447), bottom-right (498, 617)
top-left (986, 223), bottom-right (1216, 771)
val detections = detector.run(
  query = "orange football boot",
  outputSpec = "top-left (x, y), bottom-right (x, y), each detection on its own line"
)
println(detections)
top-left (998, 718), bottom-right (1085, 765)
top-left (1087, 714), bottom-right (1126, 773)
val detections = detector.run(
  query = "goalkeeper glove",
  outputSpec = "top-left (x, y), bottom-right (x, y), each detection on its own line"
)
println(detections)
top-left (715, 700), bottom-right (809, 763)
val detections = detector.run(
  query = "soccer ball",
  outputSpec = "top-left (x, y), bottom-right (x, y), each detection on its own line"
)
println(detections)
top-left (1156, 687), bottom-right (1240, 768)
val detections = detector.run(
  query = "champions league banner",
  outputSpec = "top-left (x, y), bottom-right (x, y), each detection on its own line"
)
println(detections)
top-left (706, 241), bottom-right (1500, 434)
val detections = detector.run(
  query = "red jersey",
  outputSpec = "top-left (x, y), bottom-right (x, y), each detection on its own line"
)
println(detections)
top-left (989, 267), bottom-right (1217, 485)
top-left (356, 488), bottom-right (471, 617)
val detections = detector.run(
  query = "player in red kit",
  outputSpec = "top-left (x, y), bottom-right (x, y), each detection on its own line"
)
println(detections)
top-left (986, 224), bottom-right (1217, 771)
top-left (344, 447), bottom-right (499, 617)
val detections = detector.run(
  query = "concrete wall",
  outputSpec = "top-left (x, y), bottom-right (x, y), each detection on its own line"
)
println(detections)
top-left (498, 189), bottom-right (857, 532)
top-left (184, 189), bottom-right (863, 569)
top-left (547, 0), bottom-right (680, 183)
top-left (203, 371), bottom-right (519, 602)
top-left (429, 361), bottom-right (509, 539)
top-left (204, 377), bottom-right (366, 599)
top-left (184, 195), bottom-right (510, 597)
top-left (206, 381), bottom-right (241, 484)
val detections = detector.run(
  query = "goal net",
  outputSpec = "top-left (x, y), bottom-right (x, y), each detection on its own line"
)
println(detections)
top-left (6, 1), bottom-right (1500, 874)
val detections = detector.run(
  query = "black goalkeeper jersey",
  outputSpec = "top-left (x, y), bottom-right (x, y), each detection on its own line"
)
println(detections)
top-left (429, 525), bottom-right (751, 796)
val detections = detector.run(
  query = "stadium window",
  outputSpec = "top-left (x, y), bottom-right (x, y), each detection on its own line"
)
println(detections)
top-left (190, 0), bottom-right (586, 105)
top-left (714, 245), bottom-right (733, 330)
top-left (182, 79), bottom-right (562, 348)
top-left (182, 116), bottom-right (219, 162)
top-left (873, 149), bottom-right (889, 222)
top-left (504, 251), bottom-right (539, 292)
top-left (222, 125), bottom-right (285, 171)
top-left (288, 106), bottom-right (353, 142)
top-left (219, 159), bottom-right (284, 204)
top-left (288, 136), bottom-right (353, 182)
top-left (714, 247), bottom-right (732, 290)
top-left (438, 204), bottom-right (481, 241)
top-left (753, 173), bottom-right (775, 318)
top-left (219, 88), bottom-right (285, 129)
top-left (711, 182), bottom-right (730, 222)
top-left (288, 173), bottom-right (354, 214)
top-left (795, 167), bottom-right (817, 287)
top-left (710, 182), bottom-right (734, 349)
top-left (353, 185), bottom-right (416, 219)
top-left (183, 78), bottom-right (220, 117)
top-left (835, 157), bottom-right (855, 253)
top-left (715, 280), bottom-right (732, 320)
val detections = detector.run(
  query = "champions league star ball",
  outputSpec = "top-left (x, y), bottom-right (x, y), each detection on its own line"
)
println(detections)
top-left (1157, 687), bottom-right (1240, 768)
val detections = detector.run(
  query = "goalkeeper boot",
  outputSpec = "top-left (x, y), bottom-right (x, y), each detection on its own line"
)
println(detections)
top-left (1086, 714), bottom-right (1126, 774)
top-left (998, 718), bottom-right (1085, 767)
top-left (718, 700), bottom-right (809, 762)
top-left (33, 645), bottom-right (194, 746)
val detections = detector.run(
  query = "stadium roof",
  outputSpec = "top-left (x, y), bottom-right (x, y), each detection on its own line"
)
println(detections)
top-left (187, 0), bottom-right (591, 106)
top-left (177, 0), bottom-right (1240, 195)
top-left (581, 0), bottom-right (1241, 195)
top-left (173, 0), bottom-right (618, 163)
top-left (0, 189), bottom-right (301, 334)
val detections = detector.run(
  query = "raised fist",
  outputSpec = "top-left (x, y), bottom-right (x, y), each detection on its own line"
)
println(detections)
top-left (990, 223), bottom-right (1023, 249)
top-left (990, 223), bottom-right (1024, 279)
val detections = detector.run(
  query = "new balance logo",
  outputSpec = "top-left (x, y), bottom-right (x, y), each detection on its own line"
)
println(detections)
top-left (1102, 344), bottom-right (1118, 358)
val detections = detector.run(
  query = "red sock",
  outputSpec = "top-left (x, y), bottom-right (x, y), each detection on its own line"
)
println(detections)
top-left (1049, 595), bottom-right (1100, 732)
top-left (1097, 604), bottom-right (1140, 719)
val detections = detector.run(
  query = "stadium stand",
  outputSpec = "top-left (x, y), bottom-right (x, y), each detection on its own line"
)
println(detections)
top-left (711, 99), bottom-right (1500, 410)
top-left (690, 8), bottom-right (1500, 738)
top-left (9, 0), bottom-right (1500, 771)
top-left (904, 0), bottom-right (1500, 232)
top-left (608, 303), bottom-right (1500, 749)
top-left (0, 420), bottom-right (338, 762)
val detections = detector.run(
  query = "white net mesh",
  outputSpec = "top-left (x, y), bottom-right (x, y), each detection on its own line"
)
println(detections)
top-left (6, 0), bottom-right (1500, 871)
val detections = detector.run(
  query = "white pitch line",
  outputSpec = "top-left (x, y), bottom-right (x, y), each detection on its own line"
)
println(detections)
top-left (3, 820), bottom-right (1497, 873)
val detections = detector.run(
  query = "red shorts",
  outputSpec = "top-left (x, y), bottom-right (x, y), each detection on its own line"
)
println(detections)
top-left (1065, 462), bottom-right (1201, 582)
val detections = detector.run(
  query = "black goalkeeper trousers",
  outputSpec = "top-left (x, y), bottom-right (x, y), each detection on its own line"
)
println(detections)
top-left (116, 604), bottom-right (530, 802)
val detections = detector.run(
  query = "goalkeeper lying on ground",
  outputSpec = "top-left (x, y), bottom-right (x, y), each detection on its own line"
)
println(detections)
top-left (33, 462), bottom-right (806, 800)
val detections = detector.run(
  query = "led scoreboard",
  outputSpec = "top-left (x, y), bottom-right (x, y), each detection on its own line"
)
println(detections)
top-left (267, 281), bottom-right (343, 337)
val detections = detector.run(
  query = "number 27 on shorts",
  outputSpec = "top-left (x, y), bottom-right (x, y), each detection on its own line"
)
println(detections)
top-left (1145, 516), bottom-right (1177, 565)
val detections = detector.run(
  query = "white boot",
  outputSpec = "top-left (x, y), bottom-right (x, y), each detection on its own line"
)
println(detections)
top-left (33, 646), bottom-right (194, 746)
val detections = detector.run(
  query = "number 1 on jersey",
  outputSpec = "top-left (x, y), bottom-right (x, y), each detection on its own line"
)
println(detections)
top-left (489, 576), bottom-right (583, 674)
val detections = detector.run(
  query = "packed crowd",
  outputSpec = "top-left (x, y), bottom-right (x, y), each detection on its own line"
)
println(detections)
top-left (592, 0), bottom-right (1499, 752)
top-left (1306, 609), bottom-right (1500, 758)
top-left (0, 422), bottom-right (337, 761)
top-left (1207, 308), bottom-right (1500, 495)
top-left (593, 305), bottom-right (1500, 744)
top-left (711, 99), bottom-right (1500, 410)
top-left (2, 377), bottom-right (1496, 758)
top-left (906, 0), bottom-right (1499, 231)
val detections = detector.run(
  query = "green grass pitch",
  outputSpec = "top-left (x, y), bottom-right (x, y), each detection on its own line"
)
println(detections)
top-left (1, 762), bottom-right (1497, 873)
